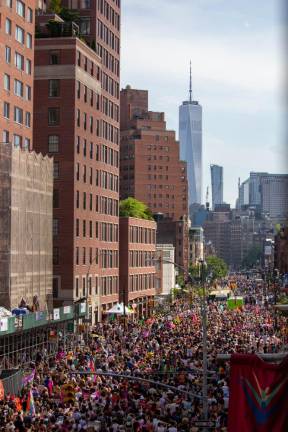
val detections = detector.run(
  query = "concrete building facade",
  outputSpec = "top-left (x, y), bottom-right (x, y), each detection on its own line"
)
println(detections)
top-left (156, 244), bottom-right (175, 297)
top-left (189, 226), bottom-right (204, 266)
top-left (0, 0), bottom-right (35, 150)
top-left (210, 165), bottom-right (223, 210)
top-left (119, 217), bottom-right (156, 318)
top-left (260, 174), bottom-right (288, 222)
top-left (33, 11), bottom-right (120, 322)
top-left (0, 142), bottom-right (53, 310)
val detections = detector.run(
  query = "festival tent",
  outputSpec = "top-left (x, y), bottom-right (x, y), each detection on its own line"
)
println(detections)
top-left (106, 303), bottom-right (134, 315)
top-left (0, 307), bottom-right (12, 318)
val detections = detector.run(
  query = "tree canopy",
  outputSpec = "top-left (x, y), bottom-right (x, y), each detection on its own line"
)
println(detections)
top-left (241, 245), bottom-right (262, 269)
top-left (119, 198), bottom-right (153, 220)
top-left (189, 255), bottom-right (228, 282)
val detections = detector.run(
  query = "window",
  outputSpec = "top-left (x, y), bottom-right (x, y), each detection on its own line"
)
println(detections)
top-left (53, 219), bottom-right (59, 236)
top-left (82, 248), bottom-right (86, 265)
top-left (49, 79), bottom-right (60, 97)
top-left (14, 79), bottom-right (24, 97)
top-left (15, 26), bottom-right (25, 44)
top-left (5, 46), bottom-right (11, 64)
top-left (24, 138), bottom-right (30, 149)
top-left (15, 52), bottom-right (24, 70)
top-left (25, 111), bottom-right (31, 127)
top-left (25, 59), bottom-right (32, 75)
top-left (26, 33), bottom-right (32, 49)
top-left (4, 74), bottom-right (10, 91)
top-left (48, 108), bottom-right (60, 125)
top-left (53, 190), bottom-right (59, 208)
top-left (27, 7), bottom-right (33, 23)
top-left (3, 102), bottom-right (10, 119)
top-left (48, 135), bottom-right (59, 152)
top-left (76, 136), bottom-right (80, 153)
top-left (53, 161), bottom-right (60, 179)
top-left (5, 19), bottom-right (12, 35)
top-left (81, 0), bottom-right (91, 8)
top-left (79, 17), bottom-right (91, 35)
top-left (76, 249), bottom-right (79, 266)
top-left (76, 219), bottom-right (79, 236)
top-left (6, 0), bottom-right (12, 8)
top-left (16, 0), bottom-right (25, 18)
top-left (83, 220), bottom-right (86, 237)
top-left (77, 81), bottom-right (80, 98)
top-left (26, 85), bottom-right (31, 100)
top-left (50, 51), bottom-right (59, 64)
top-left (75, 277), bottom-right (79, 297)
top-left (14, 106), bottom-right (23, 124)
top-left (2, 131), bottom-right (9, 143)
top-left (13, 134), bottom-right (22, 147)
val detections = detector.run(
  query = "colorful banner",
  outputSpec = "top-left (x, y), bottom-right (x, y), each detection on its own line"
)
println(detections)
top-left (0, 380), bottom-right (4, 400)
top-left (53, 308), bottom-right (60, 320)
top-left (228, 354), bottom-right (288, 432)
top-left (22, 369), bottom-right (35, 386)
top-left (0, 318), bottom-right (8, 332)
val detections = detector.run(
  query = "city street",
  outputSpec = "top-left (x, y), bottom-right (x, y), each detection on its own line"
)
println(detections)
top-left (0, 275), bottom-right (287, 431)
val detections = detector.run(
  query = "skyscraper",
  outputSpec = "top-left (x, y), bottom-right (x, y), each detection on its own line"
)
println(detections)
top-left (179, 63), bottom-right (202, 212)
top-left (210, 164), bottom-right (223, 210)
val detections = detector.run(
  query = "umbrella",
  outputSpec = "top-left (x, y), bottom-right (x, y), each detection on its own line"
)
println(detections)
top-left (106, 303), bottom-right (134, 315)
top-left (12, 308), bottom-right (29, 316)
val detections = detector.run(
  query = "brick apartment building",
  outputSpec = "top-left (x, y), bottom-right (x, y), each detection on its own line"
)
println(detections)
top-left (33, 0), bottom-right (120, 323)
top-left (119, 217), bottom-right (157, 318)
top-left (120, 87), bottom-right (189, 270)
top-left (120, 88), bottom-right (188, 221)
top-left (0, 0), bottom-right (35, 149)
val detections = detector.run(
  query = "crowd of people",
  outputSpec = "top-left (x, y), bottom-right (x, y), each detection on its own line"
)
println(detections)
top-left (0, 276), bottom-right (287, 431)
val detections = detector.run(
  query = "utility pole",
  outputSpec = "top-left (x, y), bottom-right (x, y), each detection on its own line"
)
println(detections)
top-left (200, 259), bottom-right (209, 430)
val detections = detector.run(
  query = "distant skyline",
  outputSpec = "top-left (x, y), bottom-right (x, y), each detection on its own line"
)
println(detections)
top-left (121, 0), bottom-right (287, 206)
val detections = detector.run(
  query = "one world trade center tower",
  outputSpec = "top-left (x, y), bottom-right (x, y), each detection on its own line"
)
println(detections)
top-left (179, 63), bottom-right (202, 213)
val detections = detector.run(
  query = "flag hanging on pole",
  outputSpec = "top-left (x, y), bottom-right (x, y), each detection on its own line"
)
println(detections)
top-left (26, 390), bottom-right (36, 417)
top-left (228, 354), bottom-right (288, 432)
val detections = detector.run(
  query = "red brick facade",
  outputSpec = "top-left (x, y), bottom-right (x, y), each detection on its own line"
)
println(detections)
top-left (119, 217), bottom-right (157, 318)
top-left (0, 0), bottom-right (35, 149)
top-left (33, 1), bottom-right (120, 322)
top-left (120, 88), bottom-right (188, 221)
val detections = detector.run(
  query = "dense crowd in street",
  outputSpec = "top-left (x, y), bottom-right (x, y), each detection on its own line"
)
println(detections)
top-left (0, 277), bottom-right (287, 431)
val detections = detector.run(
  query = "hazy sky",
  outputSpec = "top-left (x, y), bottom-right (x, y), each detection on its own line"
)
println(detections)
top-left (121, 0), bottom-right (287, 206)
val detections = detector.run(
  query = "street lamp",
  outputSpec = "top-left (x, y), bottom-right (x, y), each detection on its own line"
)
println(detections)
top-left (198, 259), bottom-right (209, 428)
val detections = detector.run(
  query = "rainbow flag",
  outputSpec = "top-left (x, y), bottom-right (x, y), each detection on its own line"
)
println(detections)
top-left (26, 390), bottom-right (36, 417)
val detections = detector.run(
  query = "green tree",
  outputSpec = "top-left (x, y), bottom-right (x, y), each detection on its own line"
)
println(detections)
top-left (59, 7), bottom-right (80, 23)
top-left (242, 245), bottom-right (262, 268)
top-left (119, 198), bottom-right (153, 220)
top-left (48, 0), bottom-right (62, 15)
top-left (206, 255), bottom-right (228, 280)
top-left (189, 256), bottom-right (228, 282)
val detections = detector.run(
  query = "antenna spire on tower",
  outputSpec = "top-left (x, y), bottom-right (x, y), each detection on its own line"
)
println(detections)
top-left (189, 61), bottom-right (192, 103)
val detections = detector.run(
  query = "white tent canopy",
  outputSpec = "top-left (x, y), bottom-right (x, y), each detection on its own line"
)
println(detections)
top-left (107, 303), bottom-right (134, 315)
top-left (0, 306), bottom-right (12, 318)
